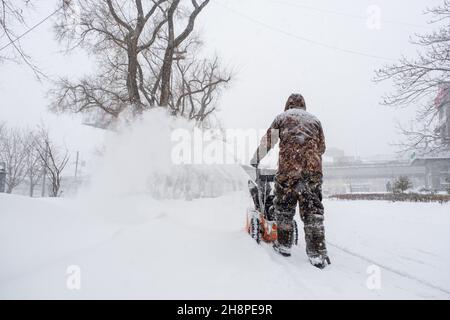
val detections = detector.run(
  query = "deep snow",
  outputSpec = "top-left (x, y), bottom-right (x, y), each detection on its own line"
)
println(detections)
top-left (0, 192), bottom-right (449, 299)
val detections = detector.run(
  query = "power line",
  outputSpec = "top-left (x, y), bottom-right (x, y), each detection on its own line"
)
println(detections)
top-left (0, 6), bottom-right (63, 52)
top-left (269, 0), bottom-right (432, 30)
top-left (215, 1), bottom-right (396, 62)
top-left (0, 2), bottom-right (400, 62)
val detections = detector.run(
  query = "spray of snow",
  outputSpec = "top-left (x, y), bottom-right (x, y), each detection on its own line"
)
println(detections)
top-left (85, 108), bottom-right (180, 197)
top-left (79, 108), bottom-right (248, 202)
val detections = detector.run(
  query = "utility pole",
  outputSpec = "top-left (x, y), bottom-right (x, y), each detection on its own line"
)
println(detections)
top-left (75, 151), bottom-right (79, 179)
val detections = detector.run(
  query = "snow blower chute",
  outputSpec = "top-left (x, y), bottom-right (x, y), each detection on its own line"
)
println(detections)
top-left (246, 167), bottom-right (298, 245)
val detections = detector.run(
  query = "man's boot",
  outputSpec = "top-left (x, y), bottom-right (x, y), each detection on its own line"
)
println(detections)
top-left (308, 254), bottom-right (331, 269)
top-left (273, 220), bottom-right (294, 257)
top-left (305, 214), bottom-right (330, 269)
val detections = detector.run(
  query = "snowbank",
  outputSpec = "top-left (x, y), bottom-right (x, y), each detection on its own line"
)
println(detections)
top-left (0, 194), bottom-right (115, 285)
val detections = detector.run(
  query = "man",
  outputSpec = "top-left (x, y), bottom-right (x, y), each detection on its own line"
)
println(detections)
top-left (250, 93), bottom-right (330, 269)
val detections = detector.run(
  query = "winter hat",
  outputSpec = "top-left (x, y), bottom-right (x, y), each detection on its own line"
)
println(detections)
top-left (285, 93), bottom-right (306, 111)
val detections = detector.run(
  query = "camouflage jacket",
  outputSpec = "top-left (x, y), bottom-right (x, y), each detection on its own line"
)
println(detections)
top-left (252, 106), bottom-right (326, 178)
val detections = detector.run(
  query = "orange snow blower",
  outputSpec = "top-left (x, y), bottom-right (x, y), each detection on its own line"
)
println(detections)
top-left (246, 167), bottom-right (298, 245)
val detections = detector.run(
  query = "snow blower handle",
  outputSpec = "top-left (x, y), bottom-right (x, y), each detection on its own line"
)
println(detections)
top-left (255, 167), bottom-right (261, 182)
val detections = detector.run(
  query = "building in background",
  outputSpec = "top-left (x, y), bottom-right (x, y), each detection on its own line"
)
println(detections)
top-left (323, 85), bottom-right (450, 194)
top-left (412, 152), bottom-right (450, 191)
top-left (322, 151), bottom-right (426, 195)
top-left (410, 85), bottom-right (450, 191)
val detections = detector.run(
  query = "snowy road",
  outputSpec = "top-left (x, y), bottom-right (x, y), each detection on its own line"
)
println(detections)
top-left (0, 192), bottom-right (449, 299)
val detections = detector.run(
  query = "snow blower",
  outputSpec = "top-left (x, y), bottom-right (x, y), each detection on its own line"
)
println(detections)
top-left (246, 167), bottom-right (298, 245)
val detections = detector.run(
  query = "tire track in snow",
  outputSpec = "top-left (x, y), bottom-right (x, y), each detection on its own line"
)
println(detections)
top-left (262, 243), bottom-right (321, 298)
top-left (252, 235), bottom-right (449, 298)
top-left (327, 241), bottom-right (450, 297)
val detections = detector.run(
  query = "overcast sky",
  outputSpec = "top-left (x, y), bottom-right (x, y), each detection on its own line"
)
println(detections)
top-left (0, 0), bottom-right (442, 160)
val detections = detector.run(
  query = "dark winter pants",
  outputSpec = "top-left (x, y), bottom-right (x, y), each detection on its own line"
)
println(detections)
top-left (273, 171), bottom-right (328, 258)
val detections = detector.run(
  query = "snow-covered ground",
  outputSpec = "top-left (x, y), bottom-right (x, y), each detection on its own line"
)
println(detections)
top-left (1, 192), bottom-right (449, 299)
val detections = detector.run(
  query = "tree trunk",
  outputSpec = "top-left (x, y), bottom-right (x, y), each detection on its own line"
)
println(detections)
top-left (51, 175), bottom-right (59, 197)
top-left (126, 39), bottom-right (142, 110)
top-left (29, 177), bottom-right (34, 197)
top-left (159, 0), bottom-right (179, 107)
top-left (159, 47), bottom-right (174, 107)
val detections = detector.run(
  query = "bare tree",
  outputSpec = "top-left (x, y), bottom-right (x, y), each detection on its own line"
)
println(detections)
top-left (23, 130), bottom-right (43, 197)
top-left (0, 126), bottom-right (27, 193)
top-left (158, 0), bottom-right (210, 107)
top-left (53, 0), bottom-right (170, 112)
top-left (374, 0), bottom-right (450, 154)
top-left (171, 53), bottom-right (231, 126)
top-left (51, 0), bottom-right (226, 127)
top-left (0, 0), bottom-right (47, 78)
top-left (1, 0), bottom-right (28, 61)
top-left (35, 128), bottom-right (69, 197)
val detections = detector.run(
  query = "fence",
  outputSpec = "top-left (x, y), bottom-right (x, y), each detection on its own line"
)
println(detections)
top-left (330, 193), bottom-right (450, 203)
